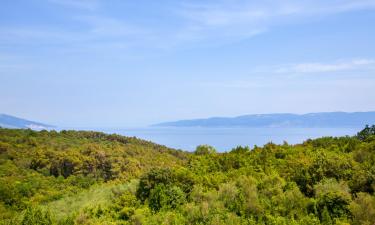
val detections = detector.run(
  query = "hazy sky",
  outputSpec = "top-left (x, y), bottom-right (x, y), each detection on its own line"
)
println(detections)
top-left (1, 0), bottom-right (375, 127)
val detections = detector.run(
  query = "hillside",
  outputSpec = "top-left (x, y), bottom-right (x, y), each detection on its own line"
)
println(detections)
top-left (154, 111), bottom-right (375, 128)
top-left (0, 126), bottom-right (375, 224)
top-left (0, 114), bottom-right (54, 130)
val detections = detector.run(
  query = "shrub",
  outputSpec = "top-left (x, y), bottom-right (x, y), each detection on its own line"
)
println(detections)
top-left (195, 145), bottom-right (216, 155)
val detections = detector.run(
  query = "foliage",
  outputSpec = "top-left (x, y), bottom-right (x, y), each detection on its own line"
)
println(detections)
top-left (148, 184), bottom-right (186, 211)
top-left (0, 126), bottom-right (375, 224)
top-left (21, 207), bottom-right (53, 225)
top-left (194, 144), bottom-right (216, 155)
top-left (356, 124), bottom-right (375, 141)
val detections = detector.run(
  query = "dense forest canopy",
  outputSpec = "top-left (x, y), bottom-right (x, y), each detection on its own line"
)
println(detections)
top-left (0, 126), bottom-right (375, 224)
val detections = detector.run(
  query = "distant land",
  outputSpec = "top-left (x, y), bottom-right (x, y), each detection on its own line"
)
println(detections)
top-left (154, 112), bottom-right (375, 128)
top-left (0, 114), bottom-right (54, 130)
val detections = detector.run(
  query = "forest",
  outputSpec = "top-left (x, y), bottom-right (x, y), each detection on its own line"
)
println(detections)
top-left (0, 125), bottom-right (375, 225)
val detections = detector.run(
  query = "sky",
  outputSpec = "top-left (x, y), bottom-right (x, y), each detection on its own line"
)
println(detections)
top-left (1, 0), bottom-right (375, 127)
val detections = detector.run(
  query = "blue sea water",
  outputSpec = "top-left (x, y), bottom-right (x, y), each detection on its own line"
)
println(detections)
top-left (99, 127), bottom-right (361, 152)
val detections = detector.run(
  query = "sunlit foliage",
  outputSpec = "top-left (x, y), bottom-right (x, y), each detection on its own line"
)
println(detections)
top-left (0, 127), bottom-right (375, 224)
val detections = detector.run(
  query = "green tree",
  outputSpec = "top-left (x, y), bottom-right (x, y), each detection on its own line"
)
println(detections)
top-left (21, 207), bottom-right (53, 225)
top-left (230, 146), bottom-right (250, 154)
top-left (350, 192), bottom-right (375, 225)
top-left (149, 184), bottom-right (186, 211)
top-left (356, 125), bottom-right (375, 141)
top-left (136, 168), bottom-right (176, 202)
top-left (194, 145), bottom-right (216, 155)
top-left (314, 179), bottom-right (351, 220)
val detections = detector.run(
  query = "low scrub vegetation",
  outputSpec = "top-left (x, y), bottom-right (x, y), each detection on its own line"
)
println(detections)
top-left (1, 126), bottom-right (375, 224)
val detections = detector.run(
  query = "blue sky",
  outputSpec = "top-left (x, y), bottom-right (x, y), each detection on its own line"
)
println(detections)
top-left (1, 0), bottom-right (375, 127)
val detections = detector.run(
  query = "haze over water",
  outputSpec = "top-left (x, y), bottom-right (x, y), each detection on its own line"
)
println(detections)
top-left (100, 127), bottom-right (361, 151)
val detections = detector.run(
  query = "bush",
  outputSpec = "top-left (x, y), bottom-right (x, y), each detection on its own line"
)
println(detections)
top-left (136, 168), bottom-right (175, 202)
top-left (195, 145), bottom-right (216, 155)
top-left (149, 184), bottom-right (186, 211)
top-left (350, 192), bottom-right (375, 225)
top-left (21, 207), bottom-right (53, 225)
top-left (314, 179), bottom-right (351, 220)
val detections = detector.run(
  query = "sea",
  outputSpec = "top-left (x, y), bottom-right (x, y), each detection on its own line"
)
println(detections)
top-left (96, 127), bottom-right (361, 152)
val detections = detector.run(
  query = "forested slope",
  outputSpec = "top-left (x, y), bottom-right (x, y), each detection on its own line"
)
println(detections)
top-left (1, 126), bottom-right (375, 225)
top-left (0, 128), bottom-right (188, 224)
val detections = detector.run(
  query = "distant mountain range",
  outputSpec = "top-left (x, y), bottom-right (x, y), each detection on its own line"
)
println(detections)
top-left (154, 112), bottom-right (375, 128)
top-left (0, 114), bottom-right (54, 130)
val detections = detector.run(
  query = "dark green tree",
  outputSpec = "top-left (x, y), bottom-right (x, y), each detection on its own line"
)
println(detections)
top-left (136, 168), bottom-right (175, 202)
top-left (357, 125), bottom-right (375, 141)
top-left (148, 184), bottom-right (186, 211)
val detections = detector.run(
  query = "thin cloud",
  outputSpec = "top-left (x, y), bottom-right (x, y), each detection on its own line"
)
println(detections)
top-left (48, 0), bottom-right (100, 11)
top-left (75, 16), bottom-right (148, 37)
top-left (202, 58), bottom-right (375, 90)
top-left (200, 78), bottom-right (375, 89)
top-left (0, 15), bottom-right (148, 50)
top-left (175, 0), bottom-right (375, 42)
top-left (0, 27), bottom-right (83, 43)
top-left (274, 59), bottom-right (375, 73)
top-left (200, 80), bottom-right (271, 89)
top-left (2, 0), bottom-right (375, 51)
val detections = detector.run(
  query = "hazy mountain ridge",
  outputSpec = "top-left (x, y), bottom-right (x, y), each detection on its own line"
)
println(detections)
top-left (0, 114), bottom-right (54, 130)
top-left (154, 111), bottom-right (375, 128)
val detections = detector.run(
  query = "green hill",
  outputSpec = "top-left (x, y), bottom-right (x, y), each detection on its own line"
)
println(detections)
top-left (1, 126), bottom-right (375, 225)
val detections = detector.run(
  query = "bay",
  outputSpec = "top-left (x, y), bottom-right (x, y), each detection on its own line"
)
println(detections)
top-left (99, 127), bottom-right (361, 152)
